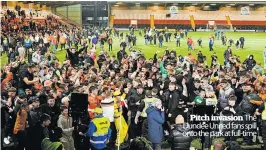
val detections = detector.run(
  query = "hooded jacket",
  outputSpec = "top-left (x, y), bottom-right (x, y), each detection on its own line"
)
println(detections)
top-left (57, 114), bottom-right (73, 137)
top-left (57, 114), bottom-right (74, 150)
top-left (164, 90), bottom-right (180, 114)
top-left (146, 106), bottom-right (164, 144)
top-left (245, 58), bottom-right (256, 70)
top-left (236, 92), bottom-right (261, 115)
top-left (128, 92), bottom-right (145, 113)
top-left (218, 85), bottom-right (235, 109)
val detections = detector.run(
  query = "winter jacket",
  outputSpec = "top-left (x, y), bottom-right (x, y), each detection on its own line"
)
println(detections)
top-left (8, 51), bottom-right (17, 61)
top-left (164, 90), bottom-right (180, 114)
top-left (218, 85), bottom-right (235, 109)
top-left (57, 114), bottom-right (73, 137)
top-left (168, 124), bottom-right (192, 150)
top-left (120, 42), bottom-right (127, 48)
top-left (245, 59), bottom-right (256, 70)
top-left (146, 107), bottom-right (164, 144)
top-left (57, 114), bottom-right (74, 150)
top-left (223, 50), bottom-right (232, 62)
top-left (66, 47), bottom-right (84, 66)
top-left (9, 36), bottom-right (16, 47)
top-left (236, 92), bottom-right (261, 115)
top-left (29, 108), bottom-right (41, 127)
top-left (128, 92), bottom-right (145, 113)
top-left (13, 108), bottom-right (27, 134)
top-left (117, 50), bottom-right (127, 63)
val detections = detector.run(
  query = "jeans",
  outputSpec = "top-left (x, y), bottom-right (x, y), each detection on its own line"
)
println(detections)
top-left (209, 44), bottom-right (213, 51)
top-left (240, 43), bottom-right (244, 49)
top-left (145, 39), bottom-right (148, 45)
top-left (176, 41), bottom-right (180, 47)
top-left (152, 143), bottom-right (161, 150)
top-left (159, 42), bottom-right (163, 48)
top-left (52, 44), bottom-right (57, 52)
top-left (188, 44), bottom-right (192, 50)
top-left (109, 44), bottom-right (112, 51)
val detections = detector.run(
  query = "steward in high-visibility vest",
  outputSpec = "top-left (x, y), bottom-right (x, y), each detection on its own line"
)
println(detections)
top-left (140, 97), bottom-right (158, 118)
top-left (134, 90), bottom-right (160, 138)
top-left (3, 38), bottom-right (8, 47)
top-left (136, 90), bottom-right (160, 118)
top-left (86, 107), bottom-right (112, 150)
top-left (24, 38), bottom-right (32, 48)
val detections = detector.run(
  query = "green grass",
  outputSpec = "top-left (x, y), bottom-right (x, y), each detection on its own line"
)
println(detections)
top-left (1, 31), bottom-right (266, 68)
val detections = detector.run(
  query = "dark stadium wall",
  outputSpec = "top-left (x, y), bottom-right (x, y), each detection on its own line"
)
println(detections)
top-left (54, 5), bottom-right (82, 26)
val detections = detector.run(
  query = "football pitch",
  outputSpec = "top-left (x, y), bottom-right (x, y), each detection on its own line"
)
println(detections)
top-left (1, 31), bottom-right (266, 68)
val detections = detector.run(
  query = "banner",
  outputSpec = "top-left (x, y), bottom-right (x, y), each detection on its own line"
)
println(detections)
top-left (241, 6), bottom-right (249, 15)
top-left (169, 6), bottom-right (178, 14)
top-left (131, 20), bottom-right (137, 25)
top-left (208, 21), bottom-right (215, 26)
top-left (264, 50), bottom-right (266, 69)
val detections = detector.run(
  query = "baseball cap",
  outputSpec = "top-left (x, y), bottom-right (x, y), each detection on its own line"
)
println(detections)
top-left (93, 107), bottom-right (103, 114)
top-left (113, 91), bottom-right (122, 96)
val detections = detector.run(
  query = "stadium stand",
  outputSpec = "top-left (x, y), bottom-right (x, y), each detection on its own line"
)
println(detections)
top-left (112, 8), bottom-right (266, 30)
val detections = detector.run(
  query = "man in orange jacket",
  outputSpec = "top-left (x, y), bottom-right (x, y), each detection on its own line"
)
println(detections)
top-left (88, 86), bottom-right (104, 119)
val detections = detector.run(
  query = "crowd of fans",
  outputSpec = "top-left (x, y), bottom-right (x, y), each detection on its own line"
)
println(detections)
top-left (1, 7), bottom-right (266, 150)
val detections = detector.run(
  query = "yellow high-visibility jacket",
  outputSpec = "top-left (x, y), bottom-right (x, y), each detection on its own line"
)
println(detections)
top-left (114, 110), bottom-right (128, 146)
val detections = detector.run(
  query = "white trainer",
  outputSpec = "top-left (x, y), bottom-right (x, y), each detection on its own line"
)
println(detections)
top-left (4, 137), bottom-right (10, 145)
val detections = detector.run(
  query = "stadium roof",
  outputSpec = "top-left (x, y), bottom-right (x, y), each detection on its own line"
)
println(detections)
top-left (27, 1), bottom-right (266, 8)
top-left (34, 1), bottom-right (107, 7)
